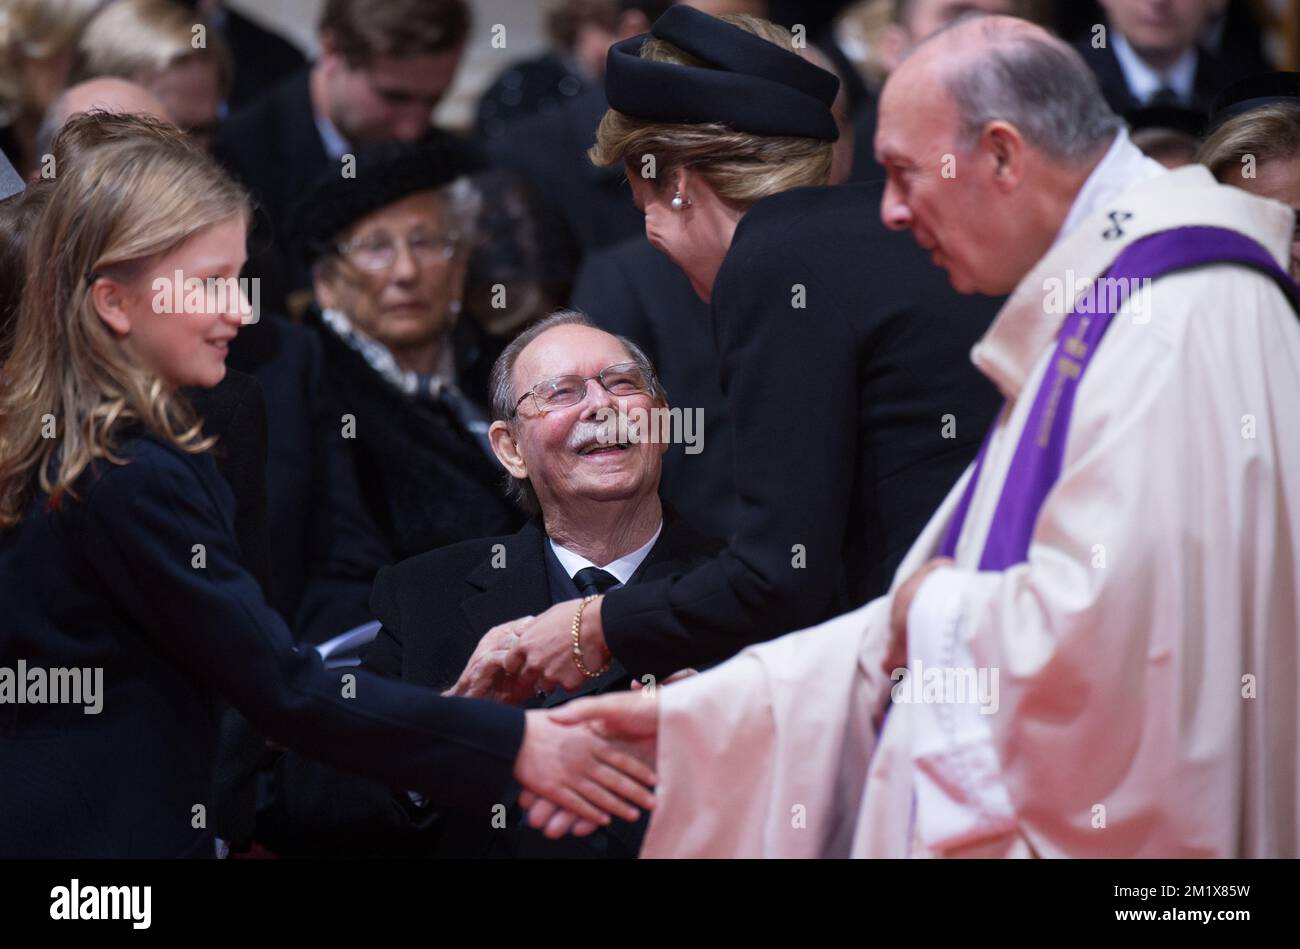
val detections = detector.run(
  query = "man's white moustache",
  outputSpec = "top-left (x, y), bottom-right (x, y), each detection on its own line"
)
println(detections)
top-left (568, 424), bottom-right (619, 450)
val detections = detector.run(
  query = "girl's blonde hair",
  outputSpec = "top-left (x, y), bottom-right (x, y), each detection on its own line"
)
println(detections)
top-left (588, 14), bottom-right (833, 208)
top-left (0, 127), bottom-right (249, 527)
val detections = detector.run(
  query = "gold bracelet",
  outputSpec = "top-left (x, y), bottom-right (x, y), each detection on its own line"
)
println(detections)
top-left (571, 595), bottom-right (609, 679)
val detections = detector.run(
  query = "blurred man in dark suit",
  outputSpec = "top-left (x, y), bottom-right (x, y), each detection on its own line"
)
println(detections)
top-left (214, 0), bottom-right (471, 310)
top-left (1075, 0), bottom-right (1259, 115)
top-left (184, 1), bottom-right (307, 110)
top-left (267, 311), bottom-right (719, 856)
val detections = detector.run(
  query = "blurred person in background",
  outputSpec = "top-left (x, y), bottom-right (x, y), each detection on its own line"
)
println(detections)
top-left (36, 76), bottom-right (172, 167)
top-left (69, 0), bottom-right (231, 150)
top-left (458, 168), bottom-right (569, 403)
top-left (216, 0), bottom-right (472, 313)
top-left (484, 0), bottom-right (674, 297)
top-left (1075, 0), bottom-right (1260, 114)
top-left (293, 142), bottom-right (523, 566)
top-left (0, 179), bottom-right (47, 359)
top-left (180, 0), bottom-right (307, 110)
top-left (1125, 102), bottom-right (1205, 167)
top-left (476, 0), bottom-right (646, 144)
top-left (844, 0), bottom-right (1022, 185)
top-left (1055, 0), bottom-right (1271, 80)
top-left (0, 0), bottom-right (103, 175)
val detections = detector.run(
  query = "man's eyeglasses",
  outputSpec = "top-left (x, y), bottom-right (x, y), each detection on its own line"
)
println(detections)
top-left (337, 228), bottom-right (459, 272)
top-left (512, 361), bottom-right (652, 417)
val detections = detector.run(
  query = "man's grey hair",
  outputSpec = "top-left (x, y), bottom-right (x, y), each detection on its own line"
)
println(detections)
top-left (488, 309), bottom-right (665, 514)
top-left (916, 13), bottom-right (1124, 162)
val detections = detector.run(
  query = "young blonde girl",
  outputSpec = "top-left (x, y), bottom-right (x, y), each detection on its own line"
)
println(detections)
top-left (0, 127), bottom-right (653, 856)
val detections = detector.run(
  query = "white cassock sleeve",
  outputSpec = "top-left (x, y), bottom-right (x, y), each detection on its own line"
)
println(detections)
top-left (906, 566), bottom-right (1018, 851)
top-left (640, 597), bottom-right (895, 858)
top-left (911, 267), bottom-right (1300, 857)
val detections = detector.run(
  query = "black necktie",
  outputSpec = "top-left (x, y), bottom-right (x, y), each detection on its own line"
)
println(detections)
top-left (573, 567), bottom-right (619, 598)
top-left (1149, 86), bottom-right (1180, 106)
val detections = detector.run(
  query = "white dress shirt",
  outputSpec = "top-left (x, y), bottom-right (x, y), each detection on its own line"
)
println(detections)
top-left (1110, 32), bottom-right (1197, 106)
top-left (313, 111), bottom-right (352, 162)
top-left (549, 521), bottom-right (663, 588)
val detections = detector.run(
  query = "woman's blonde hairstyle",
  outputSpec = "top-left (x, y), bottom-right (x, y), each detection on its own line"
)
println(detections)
top-left (588, 14), bottom-right (833, 208)
top-left (0, 0), bottom-right (104, 123)
top-left (0, 123), bottom-right (249, 527)
top-left (1198, 103), bottom-right (1300, 183)
top-left (70, 0), bottom-right (231, 97)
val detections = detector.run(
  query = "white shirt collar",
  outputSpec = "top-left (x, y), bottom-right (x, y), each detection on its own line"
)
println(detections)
top-left (549, 520), bottom-right (663, 587)
top-left (1053, 128), bottom-right (1167, 247)
top-left (971, 131), bottom-right (1170, 400)
top-left (314, 111), bottom-right (352, 162)
top-left (1111, 31), bottom-right (1198, 105)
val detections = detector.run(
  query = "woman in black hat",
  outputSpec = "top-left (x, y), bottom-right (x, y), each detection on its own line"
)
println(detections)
top-left (293, 143), bottom-right (523, 564)
top-left (453, 8), bottom-right (1002, 719)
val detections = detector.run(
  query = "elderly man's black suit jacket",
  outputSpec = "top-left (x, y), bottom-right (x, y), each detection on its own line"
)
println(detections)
top-left (265, 510), bottom-right (721, 857)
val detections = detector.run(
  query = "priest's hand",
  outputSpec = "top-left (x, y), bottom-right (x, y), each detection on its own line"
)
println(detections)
top-left (512, 708), bottom-right (656, 836)
top-left (519, 691), bottom-right (660, 838)
top-left (887, 557), bottom-right (956, 668)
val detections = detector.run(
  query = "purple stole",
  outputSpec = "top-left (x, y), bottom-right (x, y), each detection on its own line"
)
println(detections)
top-left (939, 226), bottom-right (1300, 570)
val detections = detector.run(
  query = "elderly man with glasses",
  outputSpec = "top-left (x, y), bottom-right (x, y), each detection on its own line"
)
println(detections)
top-left (268, 308), bottom-right (720, 857)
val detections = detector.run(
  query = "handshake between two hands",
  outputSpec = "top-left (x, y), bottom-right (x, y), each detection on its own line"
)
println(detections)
top-left (443, 600), bottom-right (691, 840)
top-left (512, 693), bottom-right (660, 840)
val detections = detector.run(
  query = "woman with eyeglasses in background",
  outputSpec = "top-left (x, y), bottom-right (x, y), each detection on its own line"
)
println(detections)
top-left (293, 143), bottom-right (523, 566)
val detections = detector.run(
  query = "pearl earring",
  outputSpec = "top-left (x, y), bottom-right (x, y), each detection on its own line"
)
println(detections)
top-left (671, 191), bottom-right (692, 210)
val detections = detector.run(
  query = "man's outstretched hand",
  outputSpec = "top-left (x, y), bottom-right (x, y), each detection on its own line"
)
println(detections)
top-left (512, 706), bottom-right (656, 838)
top-left (517, 691), bottom-right (661, 839)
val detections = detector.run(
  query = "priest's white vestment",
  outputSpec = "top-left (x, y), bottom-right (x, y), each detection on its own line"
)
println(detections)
top-left (639, 143), bottom-right (1300, 859)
